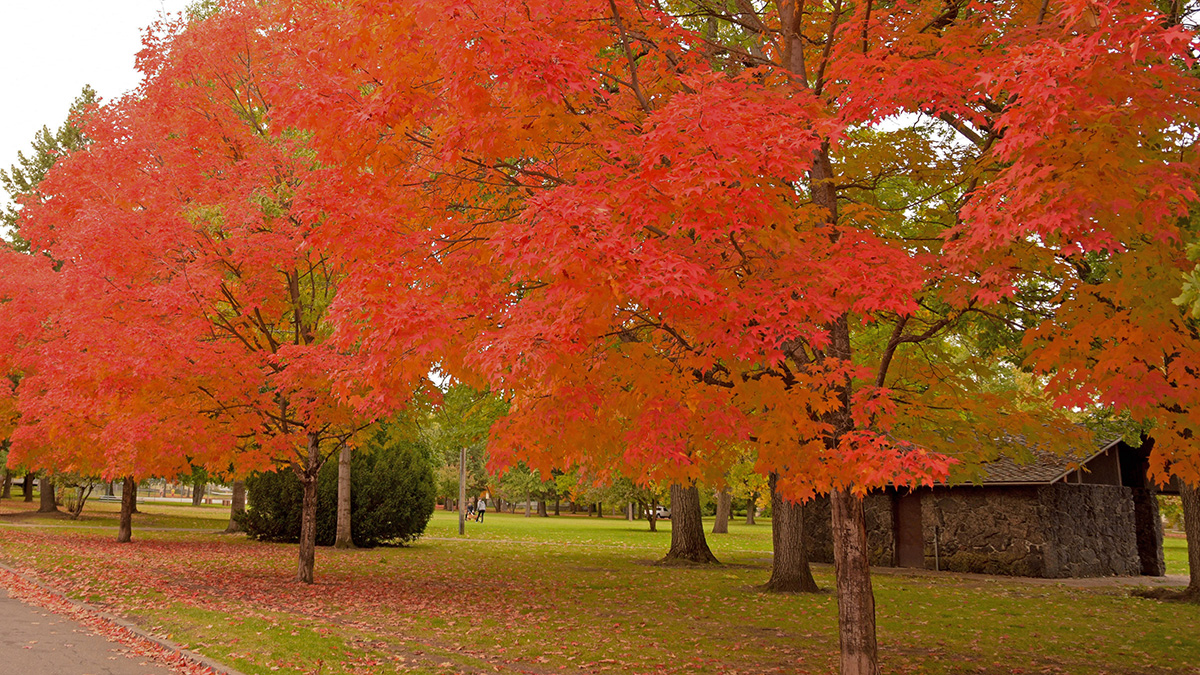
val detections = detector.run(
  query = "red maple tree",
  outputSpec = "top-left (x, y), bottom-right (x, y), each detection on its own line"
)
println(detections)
top-left (0, 6), bottom-right (420, 580)
top-left (267, 0), bottom-right (1198, 670)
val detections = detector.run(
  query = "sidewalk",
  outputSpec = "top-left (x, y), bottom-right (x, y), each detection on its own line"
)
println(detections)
top-left (0, 585), bottom-right (179, 675)
top-left (0, 566), bottom-right (242, 675)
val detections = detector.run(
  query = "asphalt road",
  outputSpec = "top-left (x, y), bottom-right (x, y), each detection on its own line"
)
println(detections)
top-left (0, 586), bottom-right (178, 675)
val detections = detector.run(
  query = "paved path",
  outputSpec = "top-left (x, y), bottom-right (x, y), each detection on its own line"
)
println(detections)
top-left (0, 585), bottom-right (178, 675)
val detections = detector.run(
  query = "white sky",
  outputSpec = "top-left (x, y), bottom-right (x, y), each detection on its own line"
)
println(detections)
top-left (0, 0), bottom-right (192, 210)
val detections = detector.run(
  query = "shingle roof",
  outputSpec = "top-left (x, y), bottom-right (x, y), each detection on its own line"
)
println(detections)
top-left (975, 438), bottom-right (1121, 485)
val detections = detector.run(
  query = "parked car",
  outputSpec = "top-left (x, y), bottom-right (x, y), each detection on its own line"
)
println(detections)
top-left (652, 506), bottom-right (671, 520)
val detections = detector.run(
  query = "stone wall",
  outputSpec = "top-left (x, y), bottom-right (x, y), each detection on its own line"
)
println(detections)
top-left (1038, 484), bottom-right (1140, 578)
top-left (800, 483), bottom-right (1150, 578)
top-left (804, 493), bottom-right (895, 566)
top-left (922, 486), bottom-right (1047, 577)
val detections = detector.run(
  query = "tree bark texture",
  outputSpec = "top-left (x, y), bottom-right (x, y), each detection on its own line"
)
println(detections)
top-left (23, 472), bottom-right (33, 502)
top-left (191, 477), bottom-right (206, 506)
top-left (538, 498), bottom-right (548, 517)
top-left (458, 447), bottom-right (467, 535)
top-left (554, 498), bottom-right (560, 516)
top-left (1, 470), bottom-right (10, 499)
top-left (117, 476), bottom-right (136, 543)
top-left (524, 491), bottom-right (532, 517)
top-left (296, 432), bottom-right (322, 584)
top-left (225, 479), bottom-right (246, 533)
top-left (764, 473), bottom-right (819, 592)
top-left (831, 489), bottom-right (880, 675)
top-left (745, 492), bottom-right (758, 525)
top-left (712, 487), bottom-right (732, 534)
top-left (130, 482), bottom-right (140, 513)
top-left (335, 443), bottom-right (354, 548)
top-left (1181, 482), bottom-right (1200, 593)
top-left (660, 483), bottom-right (719, 564)
top-left (38, 474), bottom-right (58, 513)
top-left (596, 501), bottom-right (604, 518)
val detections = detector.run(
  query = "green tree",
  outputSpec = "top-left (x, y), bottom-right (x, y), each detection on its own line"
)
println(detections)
top-left (1, 86), bottom-right (97, 251)
top-left (421, 385), bottom-right (507, 504)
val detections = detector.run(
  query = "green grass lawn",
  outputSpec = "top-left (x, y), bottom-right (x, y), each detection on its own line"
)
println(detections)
top-left (426, 507), bottom-right (776, 555)
top-left (0, 492), bottom-right (232, 530)
top-left (0, 505), bottom-right (1195, 675)
top-left (1166, 535), bottom-right (1190, 576)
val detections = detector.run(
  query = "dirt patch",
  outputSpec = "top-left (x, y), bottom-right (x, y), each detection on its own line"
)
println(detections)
top-left (1130, 585), bottom-right (1200, 603)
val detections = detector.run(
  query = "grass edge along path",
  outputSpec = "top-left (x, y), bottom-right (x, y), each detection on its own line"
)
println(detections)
top-left (0, 562), bottom-right (243, 675)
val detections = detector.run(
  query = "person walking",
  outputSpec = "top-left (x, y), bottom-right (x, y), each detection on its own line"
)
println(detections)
top-left (476, 497), bottom-right (487, 522)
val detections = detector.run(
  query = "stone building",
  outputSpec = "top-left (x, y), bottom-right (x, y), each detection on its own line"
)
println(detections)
top-left (804, 438), bottom-right (1171, 578)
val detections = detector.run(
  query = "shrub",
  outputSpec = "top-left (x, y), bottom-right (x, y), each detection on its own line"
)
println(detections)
top-left (237, 469), bottom-right (307, 542)
top-left (238, 428), bottom-right (437, 547)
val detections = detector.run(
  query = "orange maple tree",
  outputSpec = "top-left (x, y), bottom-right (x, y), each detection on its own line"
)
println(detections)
top-left (265, 0), bottom-right (1198, 670)
top-left (0, 0), bottom-right (1194, 670)
top-left (0, 7), bottom-right (420, 580)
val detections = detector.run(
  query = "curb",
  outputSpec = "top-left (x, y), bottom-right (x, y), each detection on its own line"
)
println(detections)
top-left (0, 560), bottom-right (250, 675)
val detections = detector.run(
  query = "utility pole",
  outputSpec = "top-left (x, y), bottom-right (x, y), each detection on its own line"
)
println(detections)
top-left (458, 447), bottom-right (467, 536)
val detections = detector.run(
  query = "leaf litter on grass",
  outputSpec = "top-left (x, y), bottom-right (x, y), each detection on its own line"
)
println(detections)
top-left (0, 514), bottom-right (1196, 675)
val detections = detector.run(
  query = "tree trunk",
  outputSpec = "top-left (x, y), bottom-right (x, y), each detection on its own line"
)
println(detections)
top-left (225, 480), bottom-right (246, 533)
top-left (745, 491), bottom-right (758, 525)
top-left (802, 134), bottom-right (879, 672)
top-left (191, 477), bottom-right (206, 506)
top-left (596, 501), bottom-right (603, 518)
top-left (458, 447), bottom-right (467, 535)
top-left (660, 483), bottom-right (719, 564)
top-left (1181, 482), bottom-right (1200, 594)
top-left (105, 480), bottom-right (114, 497)
top-left (23, 472), bottom-right (33, 502)
top-left (524, 491), bottom-right (531, 517)
top-left (1, 470), bottom-right (10, 499)
top-left (712, 487), bottom-right (732, 534)
top-left (571, 501), bottom-right (578, 514)
top-left (296, 432), bottom-right (322, 584)
top-left (117, 476), bottom-right (136, 543)
top-left (764, 473), bottom-right (819, 593)
top-left (38, 474), bottom-right (59, 513)
top-left (538, 498), bottom-right (548, 517)
top-left (334, 443), bottom-right (355, 548)
top-left (554, 498), bottom-right (560, 516)
top-left (831, 489), bottom-right (880, 675)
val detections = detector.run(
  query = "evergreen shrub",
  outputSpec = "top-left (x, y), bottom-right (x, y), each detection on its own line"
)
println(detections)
top-left (237, 428), bottom-right (436, 547)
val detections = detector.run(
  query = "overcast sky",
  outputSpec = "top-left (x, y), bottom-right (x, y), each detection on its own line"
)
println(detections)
top-left (0, 0), bottom-right (192, 210)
